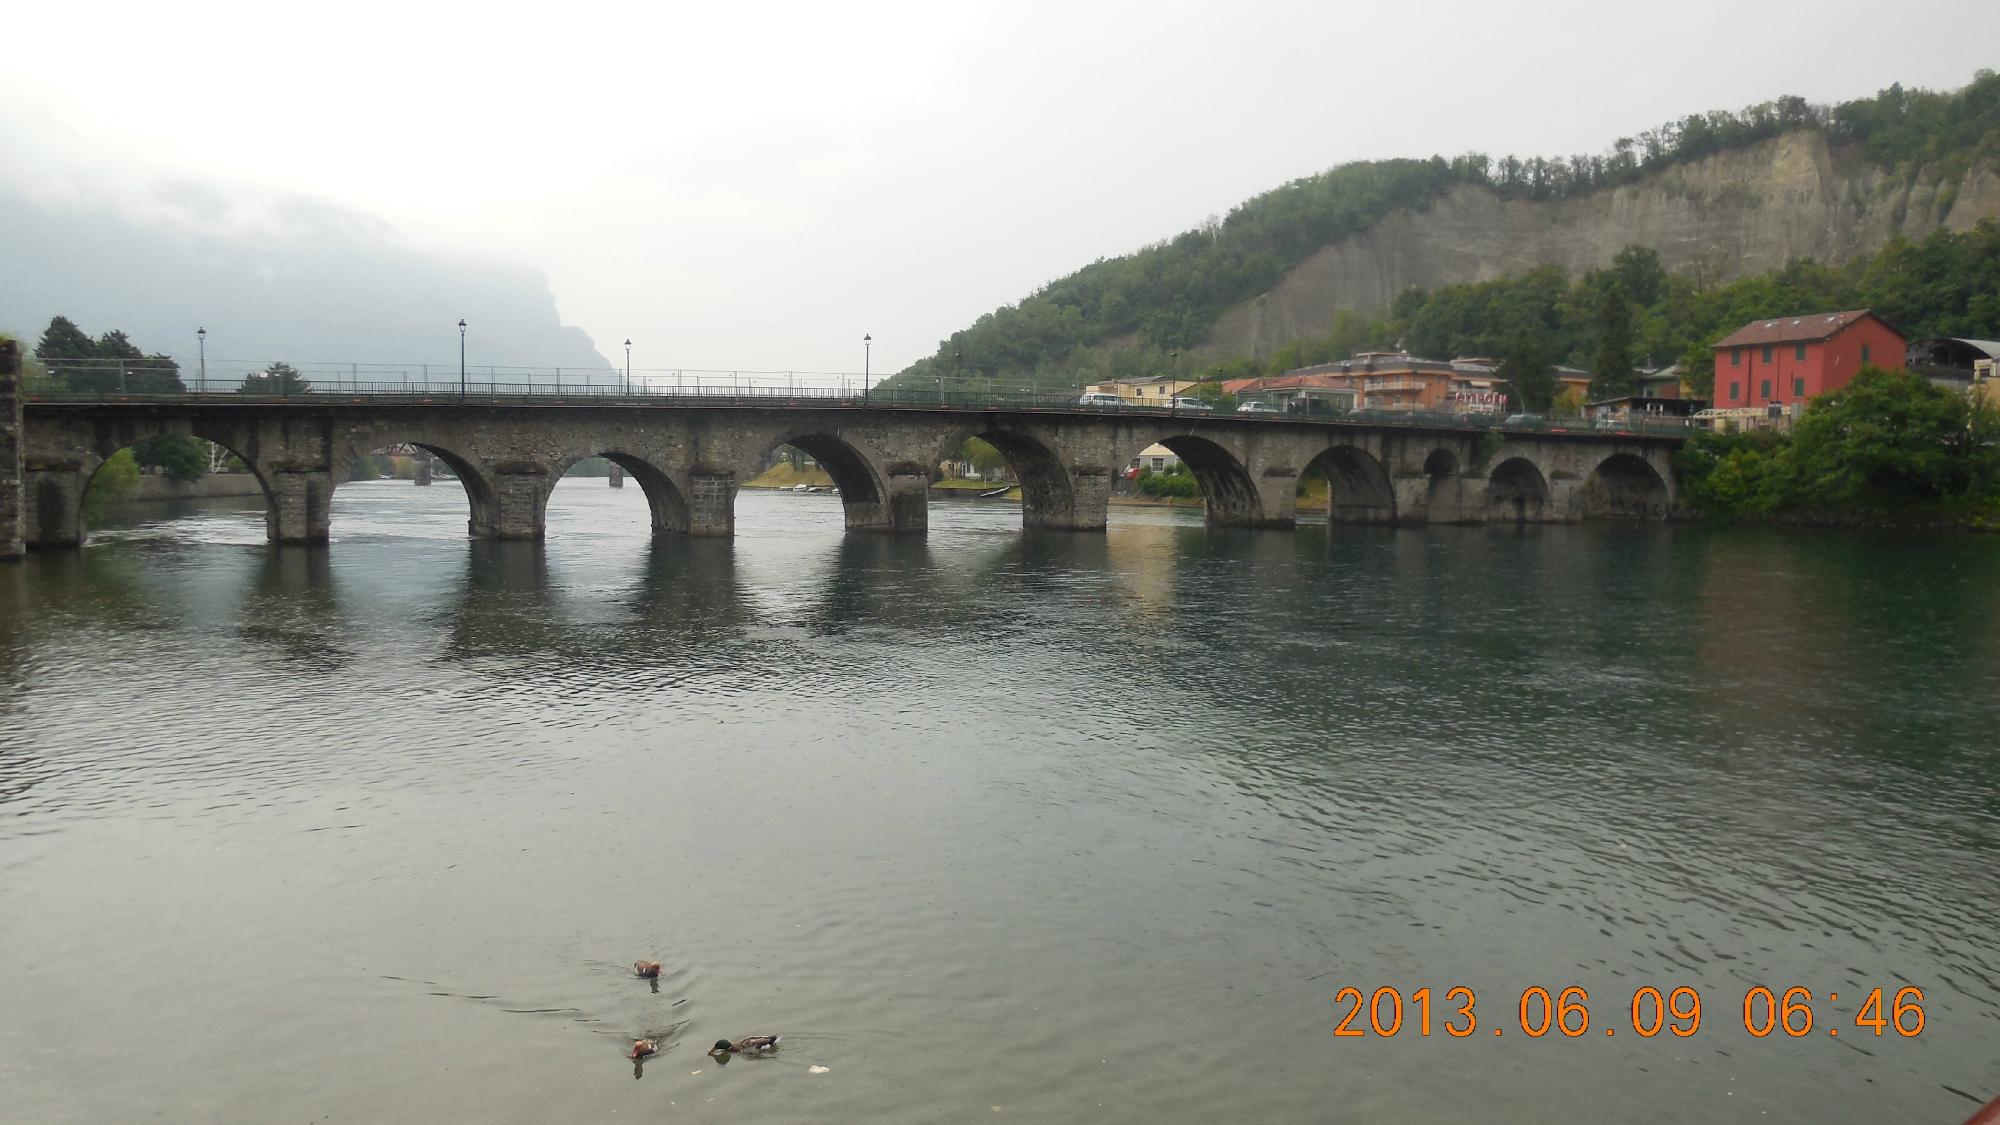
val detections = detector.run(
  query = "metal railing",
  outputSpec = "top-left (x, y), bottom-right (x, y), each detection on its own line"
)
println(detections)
top-left (20, 369), bottom-right (1695, 439)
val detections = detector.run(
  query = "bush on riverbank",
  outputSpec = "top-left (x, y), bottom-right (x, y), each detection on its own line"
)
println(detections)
top-left (1137, 464), bottom-right (1199, 498)
top-left (82, 449), bottom-right (139, 525)
top-left (1676, 366), bottom-right (2000, 522)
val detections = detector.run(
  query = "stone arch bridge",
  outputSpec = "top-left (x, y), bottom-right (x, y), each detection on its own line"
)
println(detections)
top-left (12, 398), bottom-right (1683, 548)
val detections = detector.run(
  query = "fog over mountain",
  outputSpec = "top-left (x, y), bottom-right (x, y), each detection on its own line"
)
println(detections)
top-left (0, 109), bottom-right (613, 379)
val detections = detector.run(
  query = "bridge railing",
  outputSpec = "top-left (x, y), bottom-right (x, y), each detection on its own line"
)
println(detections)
top-left (21, 374), bottom-right (1695, 438)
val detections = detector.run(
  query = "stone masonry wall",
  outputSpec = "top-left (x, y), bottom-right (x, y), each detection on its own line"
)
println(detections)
top-left (1, 340), bottom-right (21, 560)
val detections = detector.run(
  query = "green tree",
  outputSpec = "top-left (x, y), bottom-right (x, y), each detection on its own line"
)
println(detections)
top-left (33, 316), bottom-right (184, 392)
top-left (1589, 282), bottom-right (1637, 399)
top-left (238, 362), bottom-right (310, 395)
top-left (35, 315), bottom-right (94, 361)
top-left (1498, 335), bottom-right (1556, 412)
top-left (131, 434), bottom-right (207, 482)
top-left (1782, 365), bottom-right (1993, 504)
top-left (962, 438), bottom-right (1008, 477)
top-left (83, 448), bottom-right (140, 524)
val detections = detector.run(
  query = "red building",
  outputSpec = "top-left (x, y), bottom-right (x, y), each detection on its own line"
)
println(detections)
top-left (1711, 310), bottom-right (1905, 409)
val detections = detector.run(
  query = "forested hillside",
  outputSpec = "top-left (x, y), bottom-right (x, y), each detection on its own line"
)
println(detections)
top-left (885, 73), bottom-right (2000, 394)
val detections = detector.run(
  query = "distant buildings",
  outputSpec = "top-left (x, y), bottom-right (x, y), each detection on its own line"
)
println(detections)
top-left (1975, 353), bottom-right (2000, 412)
top-left (1085, 376), bottom-right (1199, 405)
top-left (1224, 352), bottom-right (1538, 415)
top-left (1907, 337), bottom-right (2000, 397)
top-left (1710, 309), bottom-right (1904, 411)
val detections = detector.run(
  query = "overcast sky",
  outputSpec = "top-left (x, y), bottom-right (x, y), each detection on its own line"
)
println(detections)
top-left (6, 0), bottom-right (1997, 376)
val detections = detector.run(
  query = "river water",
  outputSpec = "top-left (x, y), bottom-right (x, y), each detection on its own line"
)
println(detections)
top-left (1, 481), bottom-right (1996, 1123)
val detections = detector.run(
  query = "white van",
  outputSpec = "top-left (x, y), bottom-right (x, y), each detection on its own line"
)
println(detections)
top-left (1077, 392), bottom-right (1125, 407)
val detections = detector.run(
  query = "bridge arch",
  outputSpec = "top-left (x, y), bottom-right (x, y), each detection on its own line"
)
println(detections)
top-left (758, 430), bottom-right (926, 533)
top-left (1134, 434), bottom-right (1264, 527)
top-left (34, 424), bottom-right (272, 548)
top-left (935, 427), bottom-right (1077, 529)
top-left (545, 451), bottom-right (692, 534)
top-left (332, 438), bottom-right (500, 539)
top-left (1303, 444), bottom-right (1396, 524)
top-left (1581, 452), bottom-right (1671, 520)
top-left (1484, 456), bottom-right (1551, 524)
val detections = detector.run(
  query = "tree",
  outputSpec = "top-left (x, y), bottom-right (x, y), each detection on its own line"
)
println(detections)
top-left (962, 438), bottom-right (1008, 477)
top-left (32, 315), bottom-right (184, 393)
top-left (1783, 365), bottom-right (1994, 504)
top-left (83, 449), bottom-right (139, 524)
top-left (238, 362), bottom-right (310, 395)
top-left (1589, 282), bottom-right (1637, 400)
top-left (1498, 334), bottom-right (1556, 412)
top-left (34, 315), bottom-right (94, 360)
top-left (131, 434), bottom-right (207, 482)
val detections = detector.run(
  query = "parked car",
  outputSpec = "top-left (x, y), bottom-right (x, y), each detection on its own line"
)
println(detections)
top-left (1077, 392), bottom-right (1125, 407)
top-left (1236, 401), bottom-right (1281, 414)
top-left (1170, 396), bottom-right (1213, 411)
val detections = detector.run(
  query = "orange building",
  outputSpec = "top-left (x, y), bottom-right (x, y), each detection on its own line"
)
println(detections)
top-left (1712, 310), bottom-right (1905, 410)
top-left (1251, 353), bottom-right (1458, 411)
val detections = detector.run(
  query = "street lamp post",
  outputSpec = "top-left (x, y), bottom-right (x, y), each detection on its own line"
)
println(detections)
top-left (458, 319), bottom-right (467, 399)
top-left (196, 327), bottom-right (207, 393)
top-left (625, 339), bottom-right (632, 395)
top-left (863, 334), bottom-right (872, 394)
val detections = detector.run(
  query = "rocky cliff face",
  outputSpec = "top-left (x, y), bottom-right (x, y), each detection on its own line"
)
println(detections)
top-left (1204, 132), bottom-right (2000, 360)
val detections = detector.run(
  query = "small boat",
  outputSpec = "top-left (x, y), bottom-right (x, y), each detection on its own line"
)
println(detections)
top-left (978, 486), bottom-right (1011, 499)
top-left (792, 484), bottom-right (810, 492)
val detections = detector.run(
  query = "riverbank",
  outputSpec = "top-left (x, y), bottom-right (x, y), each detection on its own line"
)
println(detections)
top-left (108, 473), bottom-right (265, 504)
top-left (742, 463), bottom-right (834, 489)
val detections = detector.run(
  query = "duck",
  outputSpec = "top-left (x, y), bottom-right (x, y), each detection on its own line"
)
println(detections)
top-left (633, 961), bottom-right (662, 978)
top-left (629, 1038), bottom-right (659, 1059)
top-left (709, 1035), bottom-right (780, 1057)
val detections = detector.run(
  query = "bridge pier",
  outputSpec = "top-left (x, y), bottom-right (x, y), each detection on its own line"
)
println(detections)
top-left (1233, 468), bottom-right (1298, 530)
top-left (1023, 466), bottom-right (1111, 531)
top-left (414, 454), bottom-right (433, 486)
top-left (688, 472), bottom-right (736, 537)
top-left (1, 341), bottom-right (21, 560)
top-left (491, 465), bottom-right (549, 539)
top-left (22, 460), bottom-right (86, 548)
top-left (609, 463), bottom-right (625, 489)
top-left (1391, 475), bottom-right (1436, 524)
top-left (264, 467), bottom-right (332, 543)
top-left (841, 467), bottom-right (930, 534)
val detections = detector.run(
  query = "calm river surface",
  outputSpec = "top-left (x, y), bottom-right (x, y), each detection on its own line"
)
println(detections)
top-left (2, 481), bottom-right (1997, 1123)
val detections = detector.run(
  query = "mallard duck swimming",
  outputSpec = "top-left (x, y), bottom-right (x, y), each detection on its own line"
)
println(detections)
top-left (629, 1038), bottom-right (659, 1059)
top-left (709, 1035), bottom-right (780, 1056)
top-left (633, 961), bottom-right (662, 978)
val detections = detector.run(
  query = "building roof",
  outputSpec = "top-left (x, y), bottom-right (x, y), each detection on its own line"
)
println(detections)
top-left (1223, 374), bottom-right (1359, 395)
top-left (1713, 310), bottom-right (1889, 349)
top-left (1910, 337), bottom-right (2000, 361)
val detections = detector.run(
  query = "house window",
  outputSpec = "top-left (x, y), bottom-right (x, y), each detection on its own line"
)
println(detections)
top-left (1861, 344), bottom-right (1872, 363)
top-left (1731, 349), bottom-right (1742, 367)
top-left (1793, 377), bottom-right (1804, 397)
top-left (1760, 379), bottom-right (1772, 399)
top-left (1729, 382), bottom-right (1740, 402)
top-left (1762, 346), bottom-right (1773, 364)
top-left (1795, 344), bottom-right (1807, 361)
